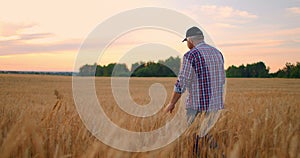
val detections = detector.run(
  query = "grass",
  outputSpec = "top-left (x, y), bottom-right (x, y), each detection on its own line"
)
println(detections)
top-left (0, 74), bottom-right (299, 157)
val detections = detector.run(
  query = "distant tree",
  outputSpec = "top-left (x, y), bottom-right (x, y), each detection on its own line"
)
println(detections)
top-left (135, 67), bottom-right (152, 77)
top-left (130, 57), bottom-right (179, 77)
top-left (159, 56), bottom-right (181, 76)
top-left (131, 62), bottom-right (146, 77)
top-left (102, 63), bottom-right (114, 76)
top-left (291, 62), bottom-right (300, 78)
top-left (79, 58), bottom-right (178, 77)
top-left (79, 63), bottom-right (97, 76)
top-left (272, 62), bottom-right (300, 78)
top-left (245, 62), bottom-right (269, 78)
top-left (96, 65), bottom-right (104, 76)
top-left (226, 61), bottom-right (269, 78)
top-left (131, 62), bottom-right (140, 73)
top-left (112, 63), bottom-right (130, 76)
top-left (226, 65), bottom-right (243, 77)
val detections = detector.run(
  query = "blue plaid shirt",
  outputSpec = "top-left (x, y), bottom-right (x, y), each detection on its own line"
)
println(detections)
top-left (175, 42), bottom-right (225, 112)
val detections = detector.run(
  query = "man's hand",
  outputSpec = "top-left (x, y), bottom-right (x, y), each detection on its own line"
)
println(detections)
top-left (164, 103), bottom-right (175, 114)
top-left (165, 92), bottom-right (181, 114)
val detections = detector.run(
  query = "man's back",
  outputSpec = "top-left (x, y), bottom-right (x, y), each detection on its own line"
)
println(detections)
top-left (166, 26), bottom-right (225, 118)
top-left (178, 42), bottom-right (225, 112)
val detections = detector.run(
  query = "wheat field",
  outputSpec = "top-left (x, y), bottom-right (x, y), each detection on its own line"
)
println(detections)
top-left (0, 74), bottom-right (299, 158)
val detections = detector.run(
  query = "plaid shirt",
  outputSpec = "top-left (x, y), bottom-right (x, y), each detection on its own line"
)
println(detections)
top-left (175, 42), bottom-right (225, 112)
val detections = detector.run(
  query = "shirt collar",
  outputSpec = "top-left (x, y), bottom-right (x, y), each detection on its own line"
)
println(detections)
top-left (195, 41), bottom-right (205, 47)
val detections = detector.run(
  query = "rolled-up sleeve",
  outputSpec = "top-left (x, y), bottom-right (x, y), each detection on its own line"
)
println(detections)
top-left (174, 53), bottom-right (194, 94)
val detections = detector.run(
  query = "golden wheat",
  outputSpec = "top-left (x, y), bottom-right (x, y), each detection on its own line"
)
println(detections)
top-left (0, 75), bottom-right (299, 157)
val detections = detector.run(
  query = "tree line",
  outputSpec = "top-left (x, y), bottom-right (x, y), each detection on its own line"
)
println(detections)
top-left (0, 71), bottom-right (73, 76)
top-left (79, 57), bottom-right (300, 78)
top-left (78, 56), bottom-right (180, 77)
top-left (226, 62), bottom-right (300, 78)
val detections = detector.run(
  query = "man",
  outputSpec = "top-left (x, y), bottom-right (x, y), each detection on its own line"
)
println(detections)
top-left (165, 26), bottom-right (225, 129)
top-left (165, 26), bottom-right (225, 156)
top-left (165, 27), bottom-right (225, 154)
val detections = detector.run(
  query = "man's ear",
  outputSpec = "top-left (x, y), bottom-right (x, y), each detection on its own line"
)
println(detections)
top-left (187, 40), bottom-right (195, 49)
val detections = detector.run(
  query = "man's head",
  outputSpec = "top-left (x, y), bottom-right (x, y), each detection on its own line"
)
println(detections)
top-left (182, 26), bottom-right (204, 49)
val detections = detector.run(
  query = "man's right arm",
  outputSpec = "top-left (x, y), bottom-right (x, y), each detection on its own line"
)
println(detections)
top-left (165, 53), bottom-right (194, 114)
top-left (174, 53), bottom-right (194, 94)
top-left (164, 91), bottom-right (181, 114)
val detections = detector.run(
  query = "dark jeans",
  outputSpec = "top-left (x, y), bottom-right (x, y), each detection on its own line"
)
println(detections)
top-left (186, 109), bottom-right (220, 157)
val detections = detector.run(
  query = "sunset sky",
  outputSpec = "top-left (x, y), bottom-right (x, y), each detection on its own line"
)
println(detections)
top-left (0, 0), bottom-right (299, 72)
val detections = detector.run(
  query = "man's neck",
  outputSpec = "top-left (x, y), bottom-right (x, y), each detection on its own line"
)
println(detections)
top-left (193, 40), bottom-right (204, 46)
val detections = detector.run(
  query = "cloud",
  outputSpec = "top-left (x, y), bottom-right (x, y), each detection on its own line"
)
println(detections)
top-left (0, 39), bottom-right (81, 55)
top-left (286, 7), bottom-right (300, 15)
top-left (0, 21), bottom-right (35, 36)
top-left (198, 5), bottom-right (257, 19)
top-left (219, 40), bottom-right (285, 47)
top-left (0, 20), bottom-right (80, 55)
top-left (185, 5), bottom-right (257, 26)
top-left (0, 20), bottom-right (53, 41)
top-left (18, 33), bottom-right (54, 40)
top-left (249, 27), bottom-right (300, 40)
top-left (215, 23), bottom-right (238, 28)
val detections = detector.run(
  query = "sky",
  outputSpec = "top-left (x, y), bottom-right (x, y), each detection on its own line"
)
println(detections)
top-left (0, 0), bottom-right (299, 72)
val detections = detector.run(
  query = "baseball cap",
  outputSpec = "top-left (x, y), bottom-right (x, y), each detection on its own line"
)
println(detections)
top-left (182, 26), bottom-right (204, 42)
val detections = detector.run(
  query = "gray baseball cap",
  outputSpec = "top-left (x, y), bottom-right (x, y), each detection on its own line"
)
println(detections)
top-left (182, 26), bottom-right (204, 42)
